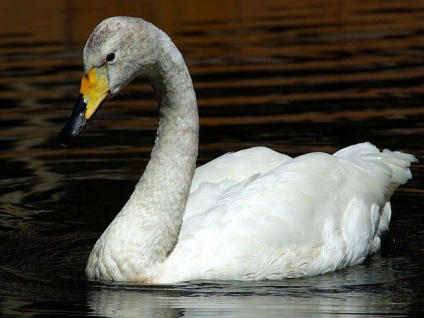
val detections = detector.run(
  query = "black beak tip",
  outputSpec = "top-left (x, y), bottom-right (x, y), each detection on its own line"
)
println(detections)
top-left (59, 94), bottom-right (89, 148)
top-left (59, 125), bottom-right (73, 148)
top-left (58, 112), bottom-right (87, 148)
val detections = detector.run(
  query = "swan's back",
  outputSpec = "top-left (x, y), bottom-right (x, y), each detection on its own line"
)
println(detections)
top-left (159, 143), bottom-right (415, 283)
top-left (190, 146), bottom-right (291, 191)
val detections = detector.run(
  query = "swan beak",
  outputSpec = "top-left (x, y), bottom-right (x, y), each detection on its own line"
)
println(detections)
top-left (59, 66), bottom-right (110, 147)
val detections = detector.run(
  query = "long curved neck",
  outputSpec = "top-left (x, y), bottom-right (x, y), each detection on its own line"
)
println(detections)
top-left (90, 37), bottom-right (199, 281)
top-left (140, 40), bottom-right (199, 213)
top-left (127, 41), bottom-right (198, 261)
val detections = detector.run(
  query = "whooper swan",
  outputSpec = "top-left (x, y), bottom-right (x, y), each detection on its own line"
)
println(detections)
top-left (59, 16), bottom-right (416, 283)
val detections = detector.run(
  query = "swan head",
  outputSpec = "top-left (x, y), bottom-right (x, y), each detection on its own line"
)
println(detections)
top-left (59, 16), bottom-right (162, 146)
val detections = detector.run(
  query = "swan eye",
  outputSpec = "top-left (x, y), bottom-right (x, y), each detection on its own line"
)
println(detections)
top-left (106, 53), bottom-right (115, 62)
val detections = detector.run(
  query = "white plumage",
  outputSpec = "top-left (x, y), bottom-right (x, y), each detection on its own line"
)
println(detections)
top-left (60, 17), bottom-right (416, 284)
top-left (161, 144), bottom-right (414, 283)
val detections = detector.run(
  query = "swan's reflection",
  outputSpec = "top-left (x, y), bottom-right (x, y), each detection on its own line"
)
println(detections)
top-left (87, 258), bottom-right (412, 317)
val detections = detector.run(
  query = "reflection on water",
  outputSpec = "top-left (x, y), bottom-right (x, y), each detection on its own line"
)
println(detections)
top-left (1, 0), bottom-right (424, 317)
top-left (87, 260), bottom-right (415, 317)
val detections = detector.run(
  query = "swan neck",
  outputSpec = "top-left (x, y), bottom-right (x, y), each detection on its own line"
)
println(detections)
top-left (125, 40), bottom-right (198, 275)
top-left (87, 27), bottom-right (199, 282)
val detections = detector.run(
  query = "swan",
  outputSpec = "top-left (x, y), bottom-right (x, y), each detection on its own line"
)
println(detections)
top-left (59, 16), bottom-right (416, 284)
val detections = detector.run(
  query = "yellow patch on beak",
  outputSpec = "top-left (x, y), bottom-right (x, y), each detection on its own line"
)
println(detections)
top-left (80, 65), bottom-right (110, 119)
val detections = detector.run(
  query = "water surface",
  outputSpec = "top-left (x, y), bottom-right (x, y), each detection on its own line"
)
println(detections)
top-left (1, 0), bottom-right (423, 317)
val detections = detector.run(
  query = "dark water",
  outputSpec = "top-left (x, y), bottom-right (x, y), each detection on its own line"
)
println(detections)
top-left (1, 0), bottom-right (424, 316)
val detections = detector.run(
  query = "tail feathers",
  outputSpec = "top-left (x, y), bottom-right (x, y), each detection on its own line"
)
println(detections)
top-left (379, 149), bottom-right (417, 199)
top-left (335, 142), bottom-right (417, 200)
top-left (382, 149), bottom-right (418, 185)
